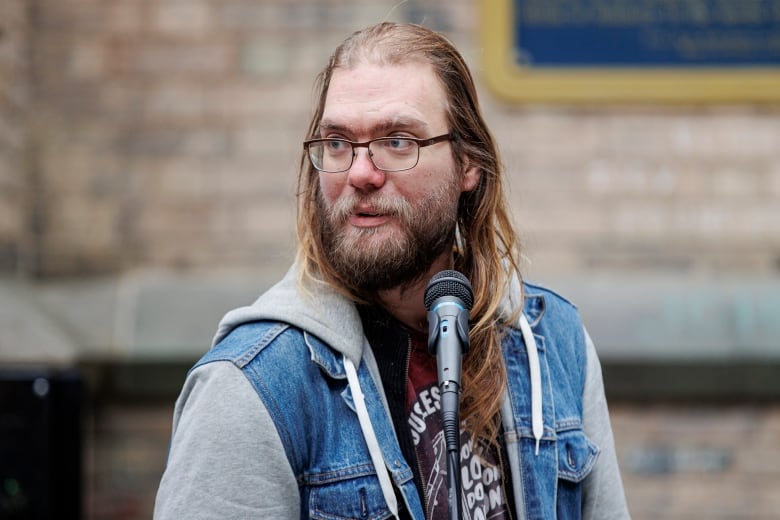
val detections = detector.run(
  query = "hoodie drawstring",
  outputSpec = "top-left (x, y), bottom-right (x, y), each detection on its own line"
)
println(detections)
top-left (344, 356), bottom-right (401, 519)
top-left (518, 313), bottom-right (543, 455)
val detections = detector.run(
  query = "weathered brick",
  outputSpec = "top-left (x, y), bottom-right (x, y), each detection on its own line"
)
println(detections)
top-left (240, 37), bottom-right (297, 77)
top-left (152, 0), bottom-right (212, 36)
top-left (768, 165), bottom-right (780, 197)
top-left (233, 121), bottom-right (304, 157)
top-left (43, 196), bottom-right (121, 249)
top-left (67, 38), bottom-right (106, 80)
top-left (212, 2), bottom-right (275, 31)
top-left (104, 0), bottom-right (145, 34)
top-left (124, 42), bottom-right (234, 76)
top-left (144, 82), bottom-right (207, 120)
top-left (0, 194), bottom-right (24, 236)
top-left (0, 0), bottom-right (29, 272)
top-left (613, 404), bottom-right (780, 520)
top-left (34, 0), bottom-right (107, 32)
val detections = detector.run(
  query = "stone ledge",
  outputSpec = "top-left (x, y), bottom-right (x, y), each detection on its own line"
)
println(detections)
top-left (2, 270), bottom-right (779, 363)
top-left (68, 358), bottom-right (780, 403)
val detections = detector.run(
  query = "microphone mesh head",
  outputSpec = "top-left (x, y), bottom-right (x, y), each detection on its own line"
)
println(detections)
top-left (424, 270), bottom-right (474, 311)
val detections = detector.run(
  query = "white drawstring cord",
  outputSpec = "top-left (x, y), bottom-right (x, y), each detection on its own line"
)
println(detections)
top-left (518, 313), bottom-right (543, 455)
top-left (344, 356), bottom-right (400, 519)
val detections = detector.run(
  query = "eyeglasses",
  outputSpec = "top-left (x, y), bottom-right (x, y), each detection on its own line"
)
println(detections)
top-left (303, 133), bottom-right (452, 173)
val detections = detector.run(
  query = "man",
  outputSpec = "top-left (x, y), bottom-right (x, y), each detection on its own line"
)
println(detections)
top-left (155, 22), bottom-right (630, 519)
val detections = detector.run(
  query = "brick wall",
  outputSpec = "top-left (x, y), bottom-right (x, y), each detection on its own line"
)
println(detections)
top-left (6, 0), bottom-right (468, 276)
top-left (2, 0), bottom-right (777, 278)
top-left (497, 107), bottom-right (780, 276)
top-left (0, 0), bottom-right (29, 272)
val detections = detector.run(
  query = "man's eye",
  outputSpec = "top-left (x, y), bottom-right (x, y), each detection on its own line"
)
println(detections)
top-left (326, 140), bottom-right (349, 152)
top-left (384, 138), bottom-right (414, 152)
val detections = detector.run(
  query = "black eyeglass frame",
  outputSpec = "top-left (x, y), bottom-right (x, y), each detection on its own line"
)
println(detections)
top-left (302, 133), bottom-right (453, 173)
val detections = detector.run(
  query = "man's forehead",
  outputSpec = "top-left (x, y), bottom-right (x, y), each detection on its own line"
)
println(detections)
top-left (320, 62), bottom-right (449, 136)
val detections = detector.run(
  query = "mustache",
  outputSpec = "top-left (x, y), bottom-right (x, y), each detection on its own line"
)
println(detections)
top-left (327, 193), bottom-right (412, 224)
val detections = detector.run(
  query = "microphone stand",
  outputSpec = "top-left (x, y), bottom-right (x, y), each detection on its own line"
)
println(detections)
top-left (440, 381), bottom-right (463, 520)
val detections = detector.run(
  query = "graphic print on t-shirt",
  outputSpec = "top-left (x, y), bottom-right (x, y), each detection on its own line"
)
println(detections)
top-left (407, 338), bottom-right (510, 520)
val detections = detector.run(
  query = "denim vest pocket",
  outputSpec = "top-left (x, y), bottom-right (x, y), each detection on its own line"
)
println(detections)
top-left (556, 426), bottom-right (600, 483)
top-left (309, 474), bottom-right (393, 520)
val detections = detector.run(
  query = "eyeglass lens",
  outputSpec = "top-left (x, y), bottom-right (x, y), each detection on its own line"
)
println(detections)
top-left (308, 138), bottom-right (419, 173)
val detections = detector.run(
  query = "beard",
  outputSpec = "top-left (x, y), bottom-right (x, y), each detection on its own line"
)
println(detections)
top-left (317, 183), bottom-right (461, 294)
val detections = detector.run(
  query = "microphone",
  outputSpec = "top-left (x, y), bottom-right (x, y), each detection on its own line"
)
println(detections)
top-left (424, 270), bottom-right (473, 520)
top-left (424, 270), bottom-right (473, 381)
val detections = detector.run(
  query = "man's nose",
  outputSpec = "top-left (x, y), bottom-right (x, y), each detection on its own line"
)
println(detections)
top-left (347, 148), bottom-right (387, 191)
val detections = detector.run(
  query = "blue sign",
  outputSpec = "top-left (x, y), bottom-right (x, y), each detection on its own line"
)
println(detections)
top-left (514, 0), bottom-right (780, 67)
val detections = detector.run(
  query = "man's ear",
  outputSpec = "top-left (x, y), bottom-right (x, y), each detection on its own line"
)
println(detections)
top-left (460, 165), bottom-right (481, 193)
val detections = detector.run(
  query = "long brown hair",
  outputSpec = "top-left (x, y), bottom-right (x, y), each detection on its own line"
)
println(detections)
top-left (296, 23), bottom-right (523, 446)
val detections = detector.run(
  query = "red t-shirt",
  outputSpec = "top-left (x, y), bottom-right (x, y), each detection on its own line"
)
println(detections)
top-left (406, 331), bottom-right (512, 520)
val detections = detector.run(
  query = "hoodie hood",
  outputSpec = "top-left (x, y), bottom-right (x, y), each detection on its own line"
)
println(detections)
top-left (213, 261), bottom-right (525, 362)
top-left (212, 263), bottom-right (365, 366)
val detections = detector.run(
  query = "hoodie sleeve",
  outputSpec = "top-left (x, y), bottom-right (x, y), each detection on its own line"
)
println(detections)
top-left (154, 361), bottom-right (300, 519)
top-left (581, 329), bottom-right (632, 519)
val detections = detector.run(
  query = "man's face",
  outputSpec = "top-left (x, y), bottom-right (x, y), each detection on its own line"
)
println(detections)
top-left (315, 61), bottom-right (480, 291)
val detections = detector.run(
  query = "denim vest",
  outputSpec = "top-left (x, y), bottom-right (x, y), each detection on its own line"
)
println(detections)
top-left (197, 282), bottom-right (599, 519)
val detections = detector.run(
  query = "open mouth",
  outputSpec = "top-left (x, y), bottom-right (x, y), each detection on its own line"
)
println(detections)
top-left (349, 207), bottom-right (391, 228)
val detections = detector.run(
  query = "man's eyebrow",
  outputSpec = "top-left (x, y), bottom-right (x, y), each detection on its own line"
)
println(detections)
top-left (317, 120), bottom-right (349, 133)
top-left (318, 117), bottom-right (429, 135)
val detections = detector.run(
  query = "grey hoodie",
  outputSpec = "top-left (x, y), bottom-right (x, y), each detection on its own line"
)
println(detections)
top-left (154, 264), bottom-right (630, 519)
